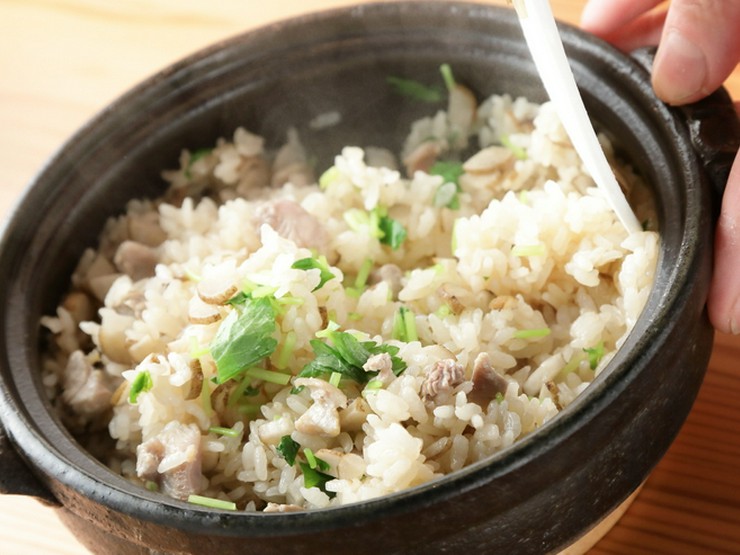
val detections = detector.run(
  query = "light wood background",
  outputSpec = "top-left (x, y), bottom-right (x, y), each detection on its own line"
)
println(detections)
top-left (1, 1), bottom-right (738, 553)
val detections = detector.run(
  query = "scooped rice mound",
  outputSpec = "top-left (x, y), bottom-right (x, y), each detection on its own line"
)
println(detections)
top-left (41, 88), bottom-right (658, 512)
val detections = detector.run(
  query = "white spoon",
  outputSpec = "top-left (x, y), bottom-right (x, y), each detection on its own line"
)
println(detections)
top-left (512, 0), bottom-right (642, 233)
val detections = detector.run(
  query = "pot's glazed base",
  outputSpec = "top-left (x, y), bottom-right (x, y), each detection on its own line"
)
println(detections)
top-left (53, 487), bottom-right (643, 555)
top-left (558, 486), bottom-right (642, 555)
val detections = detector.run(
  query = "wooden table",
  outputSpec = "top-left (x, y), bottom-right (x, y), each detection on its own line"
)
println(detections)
top-left (1, 1), bottom-right (738, 553)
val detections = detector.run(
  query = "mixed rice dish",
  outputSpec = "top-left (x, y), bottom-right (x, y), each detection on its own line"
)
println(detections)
top-left (41, 74), bottom-right (658, 512)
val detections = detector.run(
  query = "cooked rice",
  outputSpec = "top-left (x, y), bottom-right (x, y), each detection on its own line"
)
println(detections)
top-left (40, 92), bottom-right (658, 511)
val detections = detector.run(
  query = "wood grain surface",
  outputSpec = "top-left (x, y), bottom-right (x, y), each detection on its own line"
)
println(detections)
top-left (1, 1), bottom-right (738, 553)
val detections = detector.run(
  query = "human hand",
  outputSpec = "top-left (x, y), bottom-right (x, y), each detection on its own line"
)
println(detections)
top-left (581, 0), bottom-right (740, 334)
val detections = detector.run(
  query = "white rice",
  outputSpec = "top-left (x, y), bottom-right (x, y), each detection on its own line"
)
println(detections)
top-left (40, 92), bottom-right (658, 511)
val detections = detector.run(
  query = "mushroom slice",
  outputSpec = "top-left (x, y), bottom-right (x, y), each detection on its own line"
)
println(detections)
top-left (468, 352), bottom-right (510, 407)
top-left (188, 295), bottom-right (221, 325)
top-left (197, 275), bottom-right (238, 306)
top-left (98, 308), bottom-right (135, 364)
top-left (463, 146), bottom-right (513, 174)
top-left (403, 141), bottom-right (442, 177)
top-left (447, 83), bottom-right (477, 130)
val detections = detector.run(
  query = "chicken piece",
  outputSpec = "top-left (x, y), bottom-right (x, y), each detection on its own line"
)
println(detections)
top-left (468, 352), bottom-right (510, 407)
top-left (136, 421), bottom-right (204, 500)
top-left (403, 141), bottom-right (442, 177)
top-left (113, 240), bottom-right (159, 281)
top-left (368, 264), bottom-right (403, 299)
top-left (127, 212), bottom-right (167, 247)
top-left (463, 145), bottom-right (513, 174)
top-left (61, 350), bottom-right (113, 417)
top-left (254, 199), bottom-right (329, 253)
top-left (293, 377), bottom-right (347, 438)
top-left (363, 353), bottom-right (395, 385)
top-left (420, 359), bottom-right (464, 402)
top-left (338, 397), bottom-right (371, 432)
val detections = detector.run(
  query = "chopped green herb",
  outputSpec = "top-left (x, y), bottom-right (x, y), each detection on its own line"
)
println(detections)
top-left (187, 494), bottom-right (237, 511)
top-left (315, 319), bottom-right (341, 339)
top-left (244, 366), bottom-right (291, 386)
top-left (275, 330), bottom-right (297, 370)
top-left (440, 63), bottom-right (455, 92)
top-left (299, 462), bottom-right (336, 496)
top-left (513, 328), bottom-right (551, 339)
top-left (299, 331), bottom-right (406, 384)
top-left (430, 161), bottom-right (464, 209)
top-left (435, 304), bottom-right (452, 318)
top-left (430, 160), bottom-right (465, 185)
top-left (364, 378), bottom-right (384, 392)
top-left (184, 147), bottom-right (213, 178)
top-left (583, 341), bottom-right (605, 370)
top-left (560, 354), bottom-right (584, 375)
top-left (329, 371), bottom-right (342, 387)
top-left (290, 384), bottom-right (306, 395)
top-left (355, 258), bottom-right (373, 290)
top-left (345, 208), bottom-right (406, 250)
top-left (225, 290), bottom-right (250, 306)
top-left (348, 311), bottom-right (363, 321)
top-left (211, 296), bottom-right (278, 384)
top-left (392, 306), bottom-right (418, 342)
top-left (494, 391), bottom-right (505, 403)
top-left (304, 448), bottom-right (331, 472)
top-left (500, 135), bottom-right (527, 160)
top-left (518, 190), bottom-right (530, 205)
top-left (387, 76), bottom-right (444, 103)
top-left (129, 370), bottom-right (153, 404)
top-left (511, 244), bottom-right (546, 257)
top-left (378, 213), bottom-right (407, 250)
top-left (276, 435), bottom-right (300, 466)
top-left (292, 256), bottom-right (336, 291)
top-left (208, 426), bottom-right (240, 438)
top-left (319, 166), bottom-right (341, 189)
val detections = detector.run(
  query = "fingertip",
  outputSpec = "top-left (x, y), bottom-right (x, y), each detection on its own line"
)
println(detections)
top-left (651, 29), bottom-right (709, 105)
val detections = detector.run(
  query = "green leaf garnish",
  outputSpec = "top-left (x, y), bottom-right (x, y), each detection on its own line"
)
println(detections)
top-left (512, 328), bottom-right (551, 339)
top-left (583, 341), bottom-right (605, 370)
top-left (187, 494), bottom-right (236, 511)
top-left (392, 306), bottom-right (418, 342)
top-left (129, 370), bottom-right (153, 404)
top-left (211, 296), bottom-right (278, 383)
top-left (276, 435), bottom-right (300, 466)
top-left (387, 76), bottom-right (444, 103)
top-left (378, 214), bottom-right (407, 250)
top-left (299, 462), bottom-right (336, 496)
top-left (439, 63), bottom-right (455, 92)
top-left (299, 331), bottom-right (406, 384)
top-left (292, 256), bottom-right (336, 291)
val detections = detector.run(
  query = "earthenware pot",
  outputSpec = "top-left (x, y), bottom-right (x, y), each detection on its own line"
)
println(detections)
top-left (1, 2), bottom-right (738, 554)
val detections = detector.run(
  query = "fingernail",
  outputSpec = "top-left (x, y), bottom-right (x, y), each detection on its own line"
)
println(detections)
top-left (653, 30), bottom-right (707, 105)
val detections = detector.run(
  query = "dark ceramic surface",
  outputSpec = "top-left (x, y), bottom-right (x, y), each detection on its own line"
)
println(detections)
top-left (0, 2), bottom-right (737, 554)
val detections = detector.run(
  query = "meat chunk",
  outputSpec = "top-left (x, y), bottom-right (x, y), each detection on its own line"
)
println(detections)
top-left (363, 352), bottom-right (395, 385)
top-left (293, 377), bottom-right (347, 438)
top-left (403, 141), bottom-right (442, 177)
top-left (368, 264), bottom-right (403, 299)
top-left (113, 240), bottom-right (159, 281)
top-left (420, 359), bottom-right (464, 402)
top-left (136, 421), bottom-right (204, 500)
top-left (468, 352), bottom-right (510, 407)
top-left (255, 200), bottom-right (328, 253)
top-left (61, 350), bottom-right (113, 417)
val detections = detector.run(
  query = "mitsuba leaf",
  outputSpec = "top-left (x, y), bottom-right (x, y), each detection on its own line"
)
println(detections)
top-left (211, 296), bottom-right (278, 383)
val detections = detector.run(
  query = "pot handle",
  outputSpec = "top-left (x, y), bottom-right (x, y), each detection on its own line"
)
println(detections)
top-left (631, 47), bottom-right (740, 203)
top-left (0, 421), bottom-right (59, 506)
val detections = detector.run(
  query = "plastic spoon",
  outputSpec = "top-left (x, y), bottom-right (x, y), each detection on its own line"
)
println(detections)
top-left (512, 0), bottom-right (641, 233)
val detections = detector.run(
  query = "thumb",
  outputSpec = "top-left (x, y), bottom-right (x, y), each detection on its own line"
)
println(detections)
top-left (652, 0), bottom-right (740, 106)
